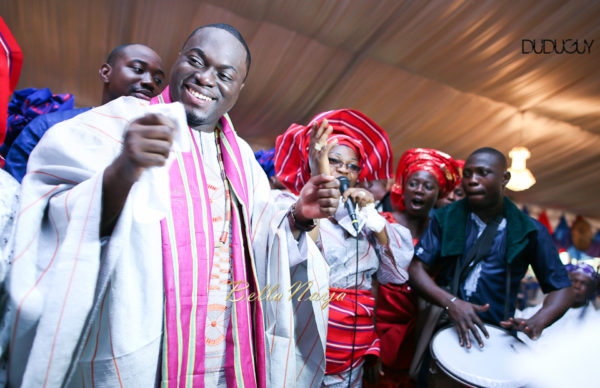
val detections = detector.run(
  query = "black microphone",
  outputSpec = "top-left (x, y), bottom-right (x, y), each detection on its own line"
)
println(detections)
top-left (338, 176), bottom-right (359, 232)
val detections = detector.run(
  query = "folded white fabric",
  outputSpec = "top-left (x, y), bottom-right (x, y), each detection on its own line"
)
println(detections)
top-left (127, 101), bottom-right (190, 223)
top-left (362, 203), bottom-right (386, 233)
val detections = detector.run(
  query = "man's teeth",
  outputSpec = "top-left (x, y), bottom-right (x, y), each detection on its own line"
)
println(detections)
top-left (188, 88), bottom-right (212, 101)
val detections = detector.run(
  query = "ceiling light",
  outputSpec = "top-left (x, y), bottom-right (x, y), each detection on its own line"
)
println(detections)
top-left (507, 146), bottom-right (535, 191)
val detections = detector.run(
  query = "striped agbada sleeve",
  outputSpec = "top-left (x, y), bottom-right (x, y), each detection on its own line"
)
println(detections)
top-left (7, 97), bottom-right (166, 387)
top-left (244, 146), bottom-right (330, 388)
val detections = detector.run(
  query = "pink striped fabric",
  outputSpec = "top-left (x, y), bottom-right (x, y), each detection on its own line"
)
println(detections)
top-left (153, 87), bottom-right (266, 387)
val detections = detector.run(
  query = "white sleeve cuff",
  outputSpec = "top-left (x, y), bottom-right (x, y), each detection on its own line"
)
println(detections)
top-left (285, 220), bottom-right (308, 267)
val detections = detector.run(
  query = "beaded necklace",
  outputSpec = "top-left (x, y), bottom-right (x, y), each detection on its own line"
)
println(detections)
top-left (213, 128), bottom-right (232, 246)
top-left (193, 127), bottom-right (232, 247)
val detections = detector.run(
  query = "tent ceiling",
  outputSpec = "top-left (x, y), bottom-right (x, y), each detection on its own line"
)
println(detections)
top-left (3, 0), bottom-right (600, 219)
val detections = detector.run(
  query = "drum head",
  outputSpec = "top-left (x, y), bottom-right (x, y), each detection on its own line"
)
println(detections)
top-left (430, 324), bottom-right (528, 388)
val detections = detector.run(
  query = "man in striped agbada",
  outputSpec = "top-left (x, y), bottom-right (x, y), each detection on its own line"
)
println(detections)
top-left (7, 24), bottom-right (339, 387)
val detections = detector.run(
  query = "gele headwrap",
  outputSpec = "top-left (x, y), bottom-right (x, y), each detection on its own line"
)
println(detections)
top-left (390, 148), bottom-right (460, 211)
top-left (275, 109), bottom-right (393, 195)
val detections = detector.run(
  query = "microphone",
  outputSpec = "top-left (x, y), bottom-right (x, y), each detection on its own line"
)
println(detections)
top-left (338, 176), bottom-right (359, 232)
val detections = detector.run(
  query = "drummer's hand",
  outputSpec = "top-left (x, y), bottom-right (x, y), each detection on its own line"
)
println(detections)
top-left (447, 299), bottom-right (490, 348)
top-left (499, 317), bottom-right (544, 340)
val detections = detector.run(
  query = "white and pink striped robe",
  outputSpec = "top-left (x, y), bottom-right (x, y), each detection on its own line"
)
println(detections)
top-left (6, 94), bottom-right (329, 387)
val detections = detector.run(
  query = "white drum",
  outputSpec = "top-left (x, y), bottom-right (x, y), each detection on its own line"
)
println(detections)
top-left (430, 324), bottom-right (528, 388)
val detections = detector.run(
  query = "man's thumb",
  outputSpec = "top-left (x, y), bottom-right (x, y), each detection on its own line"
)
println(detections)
top-left (136, 112), bottom-right (175, 127)
top-left (473, 303), bottom-right (490, 312)
top-left (310, 173), bottom-right (335, 186)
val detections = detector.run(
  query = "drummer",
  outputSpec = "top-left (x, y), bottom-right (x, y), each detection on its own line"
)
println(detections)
top-left (407, 147), bottom-right (572, 350)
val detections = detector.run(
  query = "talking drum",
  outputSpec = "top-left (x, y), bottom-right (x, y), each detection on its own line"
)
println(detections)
top-left (429, 324), bottom-right (528, 388)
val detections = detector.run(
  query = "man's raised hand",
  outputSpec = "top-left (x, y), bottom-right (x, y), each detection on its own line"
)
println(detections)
top-left (116, 113), bottom-right (176, 183)
top-left (102, 113), bottom-right (175, 236)
top-left (294, 174), bottom-right (340, 223)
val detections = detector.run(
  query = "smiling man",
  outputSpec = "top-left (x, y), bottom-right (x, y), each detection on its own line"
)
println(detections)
top-left (407, 147), bottom-right (572, 384)
top-left (8, 24), bottom-right (338, 387)
top-left (3, 43), bottom-right (165, 182)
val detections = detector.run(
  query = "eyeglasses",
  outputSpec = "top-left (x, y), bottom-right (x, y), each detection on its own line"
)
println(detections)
top-left (328, 157), bottom-right (361, 174)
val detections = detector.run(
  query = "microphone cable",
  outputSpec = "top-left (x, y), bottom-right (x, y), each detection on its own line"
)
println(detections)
top-left (336, 176), bottom-right (361, 388)
top-left (346, 217), bottom-right (359, 388)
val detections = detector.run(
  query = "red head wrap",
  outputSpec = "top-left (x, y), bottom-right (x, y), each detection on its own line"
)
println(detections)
top-left (390, 148), bottom-right (460, 211)
top-left (327, 133), bottom-right (365, 165)
top-left (275, 109), bottom-right (393, 195)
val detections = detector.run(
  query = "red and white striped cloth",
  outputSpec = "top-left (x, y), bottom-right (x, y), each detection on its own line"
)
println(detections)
top-left (325, 288), bottom-right (380, 375)
top-left (275, 109), bottom-right (393, 194)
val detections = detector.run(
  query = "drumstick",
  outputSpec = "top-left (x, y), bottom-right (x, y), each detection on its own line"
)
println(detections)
top-left (507, 331), bottom-right (526, 345)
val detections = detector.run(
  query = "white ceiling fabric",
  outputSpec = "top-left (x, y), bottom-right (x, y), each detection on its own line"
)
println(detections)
top-left (3, 0), bottom-right (599, 219)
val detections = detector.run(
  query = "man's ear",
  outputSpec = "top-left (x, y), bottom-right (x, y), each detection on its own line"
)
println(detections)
top-left (502, 170), bottom-right (511, 187)
top-left (99, 63), bottom-right (112, 83)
